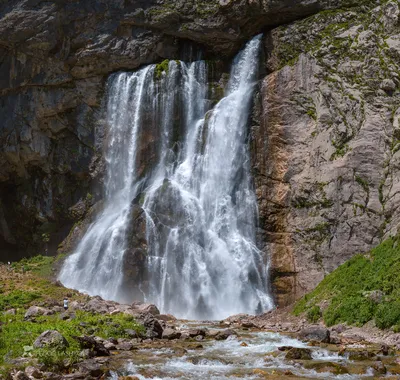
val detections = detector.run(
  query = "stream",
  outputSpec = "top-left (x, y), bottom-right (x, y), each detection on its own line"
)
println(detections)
top-left (108, 322), bottom-right (392, 380)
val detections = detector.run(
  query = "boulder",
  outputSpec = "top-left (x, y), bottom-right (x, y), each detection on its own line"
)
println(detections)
top-left (75, 360), bottom-right (103, 377)
top-left (162, 327), bottom-right (181, 340)
top-left (24, 306), bottom-right (52, 320)
top-left (215, 329), bottom-right (237, 341)
top-left (187, 328), bottom-right (207, 338)
top-left (116, 341), bottom-right (135, 351)
top-left (33, 330), bottom-right (69, 350)
top-left (285, 347), bottom-right (313, 360)
top-left (124, 329), bottom-right (138, 338)
top-left (72, 336), bottom-right (110, 356)
top-left (12, 371), bottom-right (29, 380)
top-left (298, 326), bottom-right (330, 343)
top-left (5, 309), bottom-right (16, 315)
top-left (132, 302), bottom-right (160, 316)
top-left (139, 313), bottom-right (163, 339)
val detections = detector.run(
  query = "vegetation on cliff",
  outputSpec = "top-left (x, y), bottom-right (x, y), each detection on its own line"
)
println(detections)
top-left (294, 234), bottom-right (400, 330)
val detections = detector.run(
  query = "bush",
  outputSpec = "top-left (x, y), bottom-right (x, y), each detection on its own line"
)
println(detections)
top-left (306, 305), bottom-right (321, 323)
top-left (375, 301), bottom-right (400, 329)
top-left (293, 235), bottom-right (400, 329)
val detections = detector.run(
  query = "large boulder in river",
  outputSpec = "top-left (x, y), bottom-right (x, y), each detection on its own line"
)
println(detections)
top-left (298, 326), bottom-right (330, 343)
top-left (33, 330), bottom-right (69, 350)
top-left (138, 313), bottom-right (163, 339)
top-left (285, 347), bottom-right (313, 360)
top-left (162, 327), bottom-right (181, 340)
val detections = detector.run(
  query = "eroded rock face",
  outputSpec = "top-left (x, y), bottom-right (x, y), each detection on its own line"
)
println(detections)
top-left (0, 0), bottom-right (370, 259)
top-left (253, 1), bottom-right (400, 305)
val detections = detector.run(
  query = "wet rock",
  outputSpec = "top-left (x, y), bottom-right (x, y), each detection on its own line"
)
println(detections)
top-left (346, 350), bottom-right (376, 361)
top-left (187, 328), bottom-right (207, 338)
top-left (372, 361), bottom-right (387, 375)
top-left (206, 329), bottom-right (220, 338)
top-left (79, 349), bottom-right (95, 359)
top-left (304, 361), bottom-right (349, 375)
top-left (278, 346), bottom-right (293, 351)
top-left (33, 330), bottom-right (69, 350)
top-left (298, 326), bottom-right (330, 343)
top-left (162, 327), bottom-right (181, 340)
top-left (180, 332), bottom-right (190, 340)
top-left (72, 336), bottom-right (110, 356)
top-left (139, 313), bottom-right (163, 339)
top-left (329, 331), bottom-right (341, 344)
top-left (116, 341), bottom-right (135, 351)
top-left (215, 329), bottom-right (237, 341)
top-left (285, 347), bottom-right (313, 360)
top-left (25, 306), bottom-right (53, 320)
top-left (195, 335), bottom-right (204, 341)
top-left (241, 322), bottom-right (255, 328)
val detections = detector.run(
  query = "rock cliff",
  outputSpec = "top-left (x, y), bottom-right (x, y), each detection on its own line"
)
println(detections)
top-left (252, 1), bottom-right (400, 305)
top-left (1, 0), bottom-right (399, 306)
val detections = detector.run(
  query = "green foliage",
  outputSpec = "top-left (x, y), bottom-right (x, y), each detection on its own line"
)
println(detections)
top-left (0, 290), bottom-right (40, 310)
top-left (294, 235), bottom-right (400, 328)
top-left (155, 59), bottom-right (170, 79)
top-left (0, 310), bottom-right (144, 367)
top-left (11, 255), bottom-right (55, 278)
top-left (306, 305), bottom-right (321, 323)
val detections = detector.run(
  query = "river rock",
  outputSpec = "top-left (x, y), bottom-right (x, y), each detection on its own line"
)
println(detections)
top-left (162, 327), bottom-right (181, 340)
top-left (33, 330), bottom-right (69, 350)
top-left (215, 329), bottom-right (237, 341)
top-left (187, 329), bottom-right (207, 338)
top-left (75, 360), bottom-right (103, 377)
top-left (116, 341), bottom-right (135, 351)
top-left (285, 347), bottom-right (313, 360)
top-left (298, 326), bottom-right (330, 343)
top-left (139, 313), bottom-right (163, 339)
top-left (12, 372), bottom-right (29, 380)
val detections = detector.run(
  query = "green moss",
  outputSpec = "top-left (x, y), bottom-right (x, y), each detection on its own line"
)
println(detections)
top-left (155, 59), bottom-right (170, 80)
top-left (307, 305), bottom-right (321, 323)
top-left (294, 235), bottom-right (400, 328)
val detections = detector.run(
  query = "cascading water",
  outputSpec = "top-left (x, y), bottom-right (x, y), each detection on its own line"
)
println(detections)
top-left (59, 35), bottom-right (273, 319)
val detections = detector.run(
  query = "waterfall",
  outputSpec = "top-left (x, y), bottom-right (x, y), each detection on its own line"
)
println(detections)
top-left (59, 35), bottom-right (273, 320)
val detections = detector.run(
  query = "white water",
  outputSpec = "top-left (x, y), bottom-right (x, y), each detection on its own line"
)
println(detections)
top-left (59, 35), bottom-right (273, 319)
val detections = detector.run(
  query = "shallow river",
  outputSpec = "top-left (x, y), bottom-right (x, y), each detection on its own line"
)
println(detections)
top-left (108, 322), bottom-right (391, 380)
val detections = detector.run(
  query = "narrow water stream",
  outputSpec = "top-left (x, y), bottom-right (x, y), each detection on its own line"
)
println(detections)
top-left (108, 322), bottom-right (383, 380)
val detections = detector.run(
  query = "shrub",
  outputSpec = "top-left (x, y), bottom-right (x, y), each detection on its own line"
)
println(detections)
top-left (375, 301), bottom-right (400, 329)
top-left (306, 305), bottom-right (321, 323)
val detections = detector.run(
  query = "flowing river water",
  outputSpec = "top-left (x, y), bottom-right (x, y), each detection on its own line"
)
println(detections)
top-left (106, 321), bottom-right (394, 380)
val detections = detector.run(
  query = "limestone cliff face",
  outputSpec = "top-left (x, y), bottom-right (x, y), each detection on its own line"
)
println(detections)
top-left (0, 0), bottom-right (348, 259)
top-left (253, 1), bottom-right (400, 305)
top-left (1, 0), bottom-right (399, 306)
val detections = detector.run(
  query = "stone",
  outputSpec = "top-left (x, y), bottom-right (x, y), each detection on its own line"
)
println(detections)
top-left (72, 336), bottom-right (110, 356)
top-left (12, 372), bottom-right (29, 380)
top-left (131, 302), bottom-right (160, 316)
top-left (33, 330), bottom-right (69, 350)
top-left (372, 361), bottom-right (387, 375)
top-left (162, 327), bottom-right (181, 340)
top-left (124, 329), bottom-right (138, 338)
top-left (285, 347), bottom-right (313, 360)
top-left (187, 329), bottom-right (207, 338)
top-left (298, 326), bottom-right (330, 343)
top-left (24, 306), bottom-right (52, 320)
top-left (25, 366), bottom-right (42, 379)
top-left (76, 360), bottom-right (103, 377)
top-left (347, 350), bottom-right (376, 361)
top-left (116, 341), bottom-right (135, 351)
top-left (215, 329), bottom-right (237, 341)
top-left (5, 308), bottom-right (16, 315)
top-left (139, 313), bottom-right (163, 339)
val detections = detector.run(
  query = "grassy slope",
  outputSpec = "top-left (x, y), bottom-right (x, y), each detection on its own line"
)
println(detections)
top-left (294, 235), bottom-right (400, 330)
top-left (0, 256), bottom-right (143, 373)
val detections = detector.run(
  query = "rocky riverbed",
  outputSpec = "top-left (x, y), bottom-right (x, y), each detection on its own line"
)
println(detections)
top-left (3, 295), bottom-right (400, 380)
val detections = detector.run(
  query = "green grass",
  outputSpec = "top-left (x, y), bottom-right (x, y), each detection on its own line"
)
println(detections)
top-left (0, 310), bottom-right (144, 368)
top-left (294, 235), bottom-right (400, 328)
